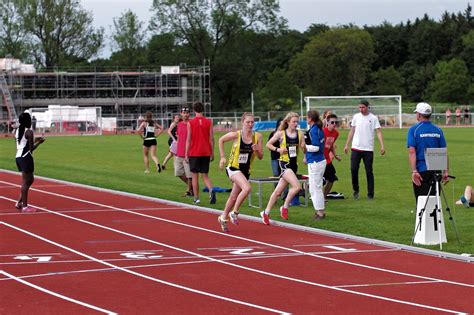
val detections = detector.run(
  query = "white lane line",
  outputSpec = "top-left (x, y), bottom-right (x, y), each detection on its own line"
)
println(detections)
top-left (293, 243), bottom-right (355, 247)
top-left (97, 249), bottom-right (163, 254)
top-left (0, 207), bottom-right (184, 216)
top-left (335, 280), bottom-right (443, 288)
top-left (2, 184), bottom-right (470, 289)
top-left (0, 221), bottom-right (288, 314)
top-left (0, 197), bottom-right (466, 314)
top-left (0, 270), bottom-right (117, 314)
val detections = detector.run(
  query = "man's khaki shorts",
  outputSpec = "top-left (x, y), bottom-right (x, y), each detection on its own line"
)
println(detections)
top-left (174, 156), bottom-right (192, 178)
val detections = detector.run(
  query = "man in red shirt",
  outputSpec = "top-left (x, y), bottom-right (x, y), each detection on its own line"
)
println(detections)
top-left (185, 102), bottom-right (216, 204)
top-left (174, 106), bottom-right (193, 196)
top-left (323, 114), bottom-right (341, 199)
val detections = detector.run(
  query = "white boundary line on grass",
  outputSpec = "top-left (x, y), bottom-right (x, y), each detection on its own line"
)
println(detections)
top-left (1, 169), bottom-right (470, 263)
top-left (0, 196), bottom-right (467, 314)
top-left (0, 221), bottom-right (288, 315)
top-left (1, 180), bottom-right (472, 288)
top-left (0, 269), bottom-right (117, 314)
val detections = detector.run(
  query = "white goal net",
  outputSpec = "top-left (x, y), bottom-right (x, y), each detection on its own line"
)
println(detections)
top-left (305, 95), bottom-right (402, 128)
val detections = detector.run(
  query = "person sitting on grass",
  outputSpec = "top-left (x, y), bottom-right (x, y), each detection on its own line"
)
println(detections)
top-left (456, 185), bottom-right (473, 208)
top-left (217, 113), bottom-right (263, 232)
top-left (15, 112), bottom-right (45, 213)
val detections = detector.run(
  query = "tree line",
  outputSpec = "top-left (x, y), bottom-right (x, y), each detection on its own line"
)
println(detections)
top-left (1, 0), bottom-right (473, 112)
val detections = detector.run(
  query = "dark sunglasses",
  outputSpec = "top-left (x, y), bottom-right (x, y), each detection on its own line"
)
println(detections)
top-left (329, 121), bottom-right (337, 124)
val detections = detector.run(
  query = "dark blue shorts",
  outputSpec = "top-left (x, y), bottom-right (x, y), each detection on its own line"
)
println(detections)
top-left (16, 154), bottom-right (34, 173)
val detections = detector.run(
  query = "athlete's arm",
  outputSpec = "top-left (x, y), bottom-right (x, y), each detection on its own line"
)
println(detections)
top-left (254, 132), bottom-right (264, 160)
top-left (209, 122), bottom-right (215, 162)
top-left (168, 122), bottom-right (177, 141)
top-left (218, 131), bottom-right (237, 170)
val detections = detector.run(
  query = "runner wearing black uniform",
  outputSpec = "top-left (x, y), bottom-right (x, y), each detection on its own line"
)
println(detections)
top-left (137, 111), bottom-right (163, 173)
top-left (261, 112), bottom-right (305, 224)
top-left (217, 113), bottom-right (263, 232)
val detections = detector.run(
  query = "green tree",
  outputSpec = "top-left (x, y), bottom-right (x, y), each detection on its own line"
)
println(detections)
top-left (149, 0), bottom-right (286, 110)
top-left (365, 22), bottom-right (409, 70)
top-left (19, 0), bottom-right (104, 67)
top-left (147, 33), bottom-right (197, 66)
top-left (461, 29), bottom-right (474, 76)
top-left (0, 0), bottom-right (31, 61)
top-left (149, 0), bottom-right (285, 63)
top-left (255, 67), bottom-right (299, 111)
top-left (110, 10), bottom-right (147, 66)
top-left (371, 66), bottom-right (405, 95)
top-left (430, 58), bottom-right (470, 103)
top-left (400, 61), bottom-right (435, 101)
top-left (289, 27), bottom-right (375, 96)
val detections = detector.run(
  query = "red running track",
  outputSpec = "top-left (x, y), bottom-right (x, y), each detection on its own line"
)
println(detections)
top-left (0, 170), bottom-right (473, 314)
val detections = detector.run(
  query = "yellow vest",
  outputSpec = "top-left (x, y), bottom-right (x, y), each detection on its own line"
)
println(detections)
top-left (227, 130), bottom-right (258, 170)
top-left (279, 130), bottom-right (302, 163)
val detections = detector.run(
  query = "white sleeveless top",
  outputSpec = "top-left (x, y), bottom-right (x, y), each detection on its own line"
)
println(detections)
top-left (15, 128), bottom-right (31, 158)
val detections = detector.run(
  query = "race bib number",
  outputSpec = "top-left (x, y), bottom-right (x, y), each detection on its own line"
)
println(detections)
top-left (289, 146), bottom-right (297, 158)
top-left (146, 126), bottom-right (154, 133)
top-left (238, 153), bottom-right (249, 164)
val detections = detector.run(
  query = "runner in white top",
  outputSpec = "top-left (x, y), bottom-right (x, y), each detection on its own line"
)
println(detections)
top-left (344, 100), bottom-right (385, 200)
top-left (15, 112), bottom-right (45, 213)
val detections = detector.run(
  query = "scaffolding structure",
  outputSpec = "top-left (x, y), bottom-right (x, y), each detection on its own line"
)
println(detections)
top-left (1, 63), bottom-right (210, 130)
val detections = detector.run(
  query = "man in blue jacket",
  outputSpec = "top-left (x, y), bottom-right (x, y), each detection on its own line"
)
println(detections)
top-left (407, 102), bottom-right (449, 202)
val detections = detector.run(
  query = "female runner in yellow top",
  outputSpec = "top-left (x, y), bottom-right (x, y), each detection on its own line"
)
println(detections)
top-left (261, 112), bottom-right (305, 224)
top-left (217, 113), bottom-right (263, 232)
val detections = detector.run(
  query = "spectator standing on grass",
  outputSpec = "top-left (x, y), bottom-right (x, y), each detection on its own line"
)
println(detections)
top-left (455, 107), bottom-right (462, 125)
top-left (323, 113), bottom-right (342, 199)
top-left (185, 102), bottom-right (216, 205)
top-left (217, 113), bottom-right (263, 232)
top-left (15, 112), bottom-right (45, 213)
top-left (260, 112), bottom-right (305, 225)
top-left (162, 114), bottom-right (181, 170)
top-left (407, 102), bottom-right (449, 202)
top-left (174, 107), bottom-right (193, 197)
top-left (464, 106), bottom-right (470, 125)
top-left (344, 100), bottom-right (385, 200)
top-left (137, 111), bottom-right (163, 174)
top-left (445, 108), bottom-right (451, 125)
top-left (305, 110), bottom-right (327, 220)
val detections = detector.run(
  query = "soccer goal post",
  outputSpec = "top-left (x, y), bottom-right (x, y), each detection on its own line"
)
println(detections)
top-left (305, 95), bottom-right (402, 128)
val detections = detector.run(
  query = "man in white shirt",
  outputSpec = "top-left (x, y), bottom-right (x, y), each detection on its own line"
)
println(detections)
top-left (344, 100), bottom-right (385, 200)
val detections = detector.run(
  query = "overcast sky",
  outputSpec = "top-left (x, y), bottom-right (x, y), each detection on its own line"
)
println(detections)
top-left (81, 0), bottom-right (471, 57)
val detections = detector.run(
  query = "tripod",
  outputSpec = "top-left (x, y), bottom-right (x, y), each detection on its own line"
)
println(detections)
top-left (411, 172), bottom-right (460, 250)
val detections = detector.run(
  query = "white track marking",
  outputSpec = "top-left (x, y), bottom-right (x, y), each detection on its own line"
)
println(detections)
top-left (0, 252), bottom-right (61, 256)
top-left (0, 270), bottom-right (117, 314)
top-left (0, 221), bottom-right (289, 314)
top-left (1, 184), bottom-right (470, 289)
top-left (0, 198), bottom-right (467, 314)
top-left (0, 207), bottom-right (183, 216)
top-left (336, 280), bottom-right (443, 288)
top-left (323, 245), bottom-right (356, 252)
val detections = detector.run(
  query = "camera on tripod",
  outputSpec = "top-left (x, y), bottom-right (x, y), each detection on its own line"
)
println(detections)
top-left (411, 148), bottom-right (460, 249)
